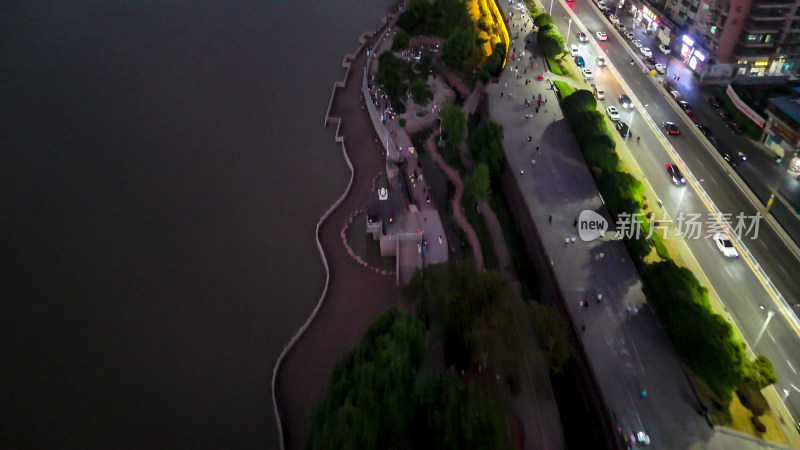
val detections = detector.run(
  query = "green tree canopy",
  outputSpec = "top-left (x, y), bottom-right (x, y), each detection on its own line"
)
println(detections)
top-left (443, 27), bottom-right (478, 69)
top-left (744, 355), bottom-right (777, 391)
top-left (466, 163), bottom-right (491, 200)
top-left (528, 302), bottom-right (575, 374)
top-left (410, 78), bottom-right (434, 109)
top-left (468, 120), bottom-right (505, 174)
top-left (564, 89), bottom-right (597, 112)
top-left (307, 308), bottom-right (426, 449)
top-left (413, 375), bottom-right (514, 450)
top-left (642, 261), bottom-right (746, 401)
top-left (537, 29), bottom-right (565, 59)
top-left (392, 28), bottom-right (411, 51)
top-left (533, 13), bottom-right (554, 28)
top-left (375, 51), bottom-right (410, 106)
top-left (439, 99), bottom-right (466, 144)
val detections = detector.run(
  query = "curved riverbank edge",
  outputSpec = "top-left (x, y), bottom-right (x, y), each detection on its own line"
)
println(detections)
top-left (270, 17), bottom-right (393, 450)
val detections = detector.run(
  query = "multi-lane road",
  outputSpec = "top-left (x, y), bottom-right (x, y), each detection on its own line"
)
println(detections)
top-left (540, 0), bottom-right (800, 431)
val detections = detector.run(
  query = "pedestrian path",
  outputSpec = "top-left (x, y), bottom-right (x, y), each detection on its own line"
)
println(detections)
top-left (426, 130), bottom-right (485, 271)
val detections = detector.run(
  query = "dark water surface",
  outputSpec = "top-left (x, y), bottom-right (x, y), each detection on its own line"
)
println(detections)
top-left (1, 1), bottom-right (391, 447)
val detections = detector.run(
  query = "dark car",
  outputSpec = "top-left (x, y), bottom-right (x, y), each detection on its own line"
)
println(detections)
top-left (721, 152), bottom-right (739, 167)
top-left (726, 120), bottom-right (744, 134)
top-left (685, 110), bottom-right (699, 123)
top-left (666, 164), bottom-right (686, 185)
top-left (708, 96), bottom-right (722, 108)
top-left (677, 100), bottom-right (692, 111)
top-left (663, 122), bottom-right (681, 135)
top-left (616, 121), bottom-right (632, 138)
top-left (696, 124), bottom-right (713, 137)
top-left (618, 94), bottom-right (634, 109)
top-left (716, 108), bottom-right (731, 120)
top-left (645, 56), bottom-right (656, 66)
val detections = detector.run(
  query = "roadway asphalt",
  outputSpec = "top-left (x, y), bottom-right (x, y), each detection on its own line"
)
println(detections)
top-left (542, 0), bottom-right (800, 434)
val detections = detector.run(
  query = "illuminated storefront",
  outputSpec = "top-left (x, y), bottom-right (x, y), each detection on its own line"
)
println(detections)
top-left (678, 34), bottom-right (707, 74)
top-left (639, 6), bottom-right (661, 32)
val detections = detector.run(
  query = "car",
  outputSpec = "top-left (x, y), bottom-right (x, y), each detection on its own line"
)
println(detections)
top-left (708, 96), bottom-right (722, 108)
top-left (663, 122), bottom-right (681, 135)
top-left (645, 56), bottom-right (656, 66)
top-left (597, 1), bottom-right (607, 8)
top-left (606, 106), bottom-right (621, 121)
top-left (669, 90), bottom-right (681, 100)
top-left (737, 151), bottom-right (748, 162)
top-left (574, 55), bottom-right (585, 67)
top-left (625, 31), bottom-right (634, 39)
top-left (640, 47), bottom-right (652, 57)
top-left (608, 14), bottom-right (618, 23)
top-left (658, 44), bottom-right (670, 54)
top-left (685, 110), bottom-right (699, 123)
top-left (596, 31), bottom-right (608, 41)
top-left (666, 163), bottom-right (686, 184)
top-left (632, 39), bottom-right (642, 48)
top-left (654, 63), bottom-right (666, 74)
top-left (598, 4), bottom-right (609, 12)
top-left (616, 24), bottom-right (627, 32)
top-left (696, 124), bottom-right (713, 137)
top-left (713, 233), bottom-right (739, 258)
top-left (616, 121), bottom-right (632, 138)
top-left (596, 55), bottom-right (607, 66)
top-left (570, 44), bottom-right (580, 56)
top-left (578, 31), bottom-right (588, 42)
top-left (618, 94), bottom-right (634, 109)
top-left (677, 100), bottom-right (692, 111)
top-left (726, 120), bottom-right (744, 134)
top-left (594, 86), bottom-right (606, 99)
top-left (721, 152), bottom-right (739, 167)
top-left (716, 108), bottom-right (731, 120)
top-left (582, 68), bottom-right (594, 80)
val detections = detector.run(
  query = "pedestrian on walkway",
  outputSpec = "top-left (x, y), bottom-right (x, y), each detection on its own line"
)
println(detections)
top-left (573, 219), bottom-right (577, 227)
top-left (581, 325), bottom-right (586, 334)
top-left (536, 146), bottom-right (540, 154)
top-left (633, 306), bottom-right (639, 316)
top-left (597, 293), bottom-right (603, 303)
top-left (626, 304), bottom-right (633, 317)
top-left (571, 236), bottom-right (576, 243)
top-left (565, 237), bottom-right (570, 245)
top-left (548, 215), bottom-right (552, 224)
top-left (527, 135), bottom-right (532, 142)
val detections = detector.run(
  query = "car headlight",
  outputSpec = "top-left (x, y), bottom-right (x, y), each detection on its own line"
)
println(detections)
top-left (681, 177), bottom-right (686, 183)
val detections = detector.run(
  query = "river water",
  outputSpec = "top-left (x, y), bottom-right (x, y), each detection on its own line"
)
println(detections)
top-left (1, 0), bottom-right (392, 447)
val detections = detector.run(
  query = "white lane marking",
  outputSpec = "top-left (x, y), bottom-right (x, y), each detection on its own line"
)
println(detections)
top-left (787, 359), bottom-right (797, 375)
top-left (768, 330), bottom-right (776, 342)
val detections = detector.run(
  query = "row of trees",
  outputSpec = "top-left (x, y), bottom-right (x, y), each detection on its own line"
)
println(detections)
top-left (558, 87), bottom-right (776, 413)
top-left (397, 0), bottom-right (507, 74)
top-left (306, 308), bottom-right (513, 449)
top-left (533, 14), bottom-right (565, 59)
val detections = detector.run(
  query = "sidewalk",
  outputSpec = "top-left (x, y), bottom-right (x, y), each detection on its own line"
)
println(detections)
top-left (487, 9), bottom-right (780, 449)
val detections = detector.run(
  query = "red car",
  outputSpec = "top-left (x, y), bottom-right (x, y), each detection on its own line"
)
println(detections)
top-left (685, 110), bottom-right (699, 123)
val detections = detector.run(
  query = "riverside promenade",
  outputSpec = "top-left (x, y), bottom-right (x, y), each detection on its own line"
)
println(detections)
top-left (272, 21), bottom-right (399, 450)
top-left (491, 6), bottom-right (792, 449)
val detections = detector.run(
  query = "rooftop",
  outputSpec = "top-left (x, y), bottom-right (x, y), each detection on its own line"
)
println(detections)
top-left (768, 97), bottom-right (800, 126)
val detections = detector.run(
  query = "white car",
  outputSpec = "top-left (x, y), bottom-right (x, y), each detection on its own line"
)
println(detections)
top-left (596, 31), bottom-right (608, 41)
top-left (594, 87), bottom-right (606, 100)
top-left (578, 31), bottom-right (589, 42)
top-left (606, 106), bottom-right (620, 121)
top-left (654, 63), bottom-right (666, 74)
top-left (659, 44), bottom-right (670, 54)
top-left (570, 44), bottom-right (579, 56)
top-left (608, 14), bottom-right (618, 24)
top-left (582, 68), bottom-right (594, 80)
top-left (596, 55), bottom-right (607, 66)
top-left (713, 233), bottom-right (739, 258)
top-left (640, 47), bottom-right (652, 57)
top-left (597, 1), bottom-right (607, 8)
top-left (625, 32), bottom-right (634, 40)
top-left (632, 39), bottom-right (642, 48)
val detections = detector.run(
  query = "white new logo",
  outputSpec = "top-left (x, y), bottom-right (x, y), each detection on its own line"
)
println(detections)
top-left (578, 210), bottom-right (608, 242)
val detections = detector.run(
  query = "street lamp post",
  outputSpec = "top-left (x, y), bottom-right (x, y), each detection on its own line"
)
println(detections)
top-left (765, 154), bottom-right (794, 212)
top-left (754, 310), bottom-right (775, 348)
top-left (626, 110), bottom-right (635, 143)
top-left (438, 117), bottom-right (443, 145)
top-left (549, 0), bottom-right (554, 16)
top-left (566, 18), bottom-right (572, 45)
